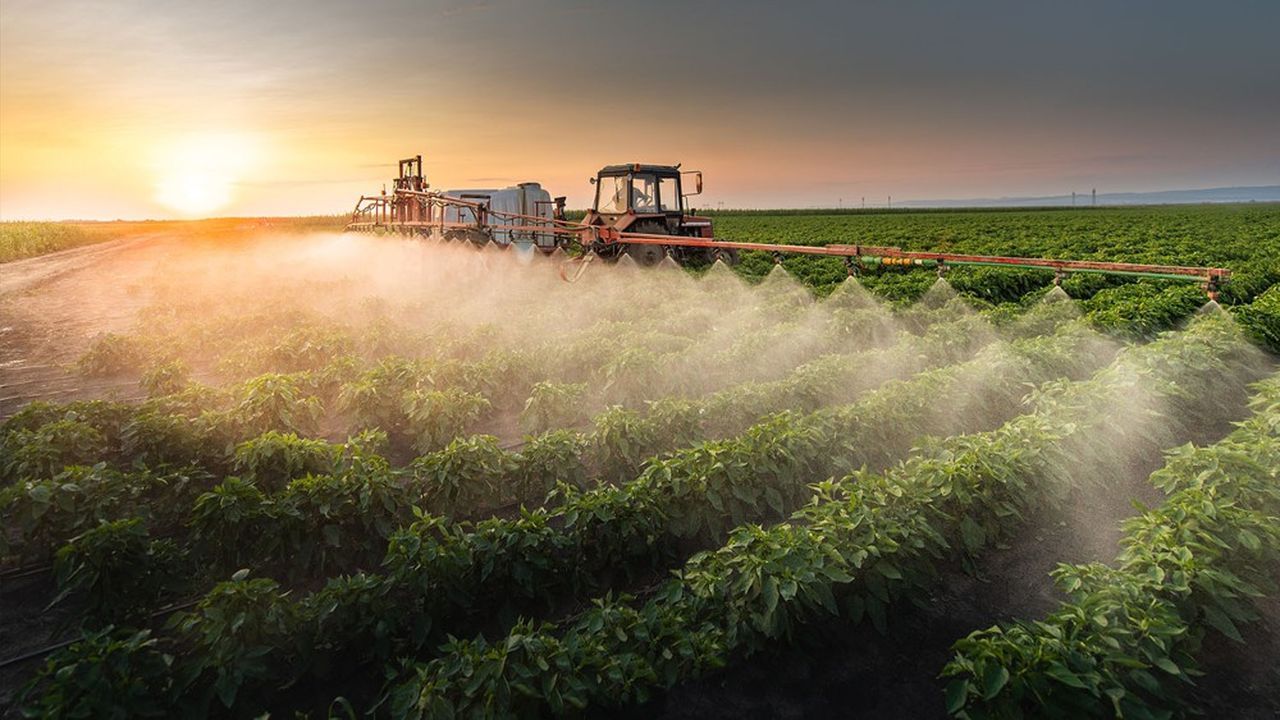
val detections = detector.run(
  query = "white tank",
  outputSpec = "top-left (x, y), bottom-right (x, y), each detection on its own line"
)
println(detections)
top-left (442, 182), bottom-right (556, 249)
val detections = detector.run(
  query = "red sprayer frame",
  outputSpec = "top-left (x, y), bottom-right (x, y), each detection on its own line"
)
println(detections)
top-left (346, 186), bottom-right (1230, 299)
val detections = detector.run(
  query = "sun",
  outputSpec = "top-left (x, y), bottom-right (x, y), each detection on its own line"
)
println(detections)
top-left (153, 132), bottom-right (258, 216)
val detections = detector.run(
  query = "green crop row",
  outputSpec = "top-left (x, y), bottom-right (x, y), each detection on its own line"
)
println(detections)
top-left (1234, 284), bottom-right (1280, 354)
top-left (384, 315), bottom-right (1265, 718)
top-left (0, 301), bottom-right (966, 568)
top-left (710, 205), bottom-right (1280, 305)
top-left (15, 316), bottom-right (1115, 718)
top-left (941, 373), bottom-right (1280, 719)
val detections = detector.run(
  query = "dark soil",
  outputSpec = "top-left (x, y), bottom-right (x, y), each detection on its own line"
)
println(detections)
top-left (0, 572), bottom-right (76, 716)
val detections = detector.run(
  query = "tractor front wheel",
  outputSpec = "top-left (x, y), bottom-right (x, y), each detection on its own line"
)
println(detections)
top-left (624, 243), bottom-right (665, 267)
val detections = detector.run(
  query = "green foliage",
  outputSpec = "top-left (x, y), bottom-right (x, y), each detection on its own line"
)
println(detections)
top-left (1084, 283), bottom-right (1207, 339)
top-left (712, 204), bottom-right (1280, 306)
top-left (598, 347), bottom-right (665, 407)
top-left (173, 571), bottom-right (300, 710)
top-left (0, 221), bottom-right (117, 262)
top-left (389, 315), bottom-right (1261, 717)
top-left (520, 381), bottom-right (590, 433)
top-left (403, 388), bottom-right (489, 453)
top-left (232, 430), bottom-right (338, 491)
top-left (940, 375), bottom-right (1280, 719)
top-left (588, 399), bottom-right (702, 483)
top-left (188, 477), bottom-right (275, 569)
top-left (140, 382), bottom-right (231, 419)
top-left (276, 470), bottom-right (412, 576)
top-left (229, 372), bottom-right (324, 437)
top-left (2, 419), bottom-right (107, 484)
top-left (52, 518), bottom-right (185, 622)
top-left (18, 628), bottom-right (176, 719)
top-left (218, 323), bottom-right (356, 378)
top-left (140, 359), bottom-right (190, 398)
top-left (409, 435), bottom-right (518, 516)
top-left (77, 334), bottom-right (145, 377)
top-left (119, 409), bottom-right (230, 471)
top-left (1234, 284), bottom-right (1280, 353)
top-left (947, 266), bottom-right (1057, 304)
top-left (11, 204), bottom-right (1278, 719)
top-left (513, 430), bottom-right (590, 500)
top-left (1, 465), bottom-right (155, 561)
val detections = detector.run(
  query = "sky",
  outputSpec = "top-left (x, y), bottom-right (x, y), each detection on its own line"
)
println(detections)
top-left (1, 0), bottom-right (1277, 219)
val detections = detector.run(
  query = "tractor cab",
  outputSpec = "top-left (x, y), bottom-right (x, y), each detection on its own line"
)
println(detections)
top-left (582, 163), bottom-right (722, 265)
top-left (591, 164), bottom-right (685, 215)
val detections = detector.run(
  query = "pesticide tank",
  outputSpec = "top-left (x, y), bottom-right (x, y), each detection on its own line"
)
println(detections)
top-left (442, 182), bottom-right (556, 250)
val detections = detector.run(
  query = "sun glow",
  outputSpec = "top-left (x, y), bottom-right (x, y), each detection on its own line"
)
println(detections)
top-left (152, 133), bottom-right (259, 216)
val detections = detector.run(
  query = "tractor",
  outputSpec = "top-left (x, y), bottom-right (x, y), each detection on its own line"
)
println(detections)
top-left (580, 164), bottom-right (737, 266)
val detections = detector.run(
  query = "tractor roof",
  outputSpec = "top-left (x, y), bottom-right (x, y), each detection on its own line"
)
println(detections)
top-left (598, 163), bottom-right (680, 175)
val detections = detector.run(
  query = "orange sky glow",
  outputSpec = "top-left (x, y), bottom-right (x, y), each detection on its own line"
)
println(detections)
top-left (1, 1), bottom-right (1277, 220)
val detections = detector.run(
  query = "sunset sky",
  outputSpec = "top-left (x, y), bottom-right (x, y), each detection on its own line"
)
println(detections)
top-left (1, 0), bottom-right (1277, 220)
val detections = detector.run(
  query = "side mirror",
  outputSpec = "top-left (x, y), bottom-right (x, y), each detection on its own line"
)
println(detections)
top-left (681, 170), bottom-right (703, 196)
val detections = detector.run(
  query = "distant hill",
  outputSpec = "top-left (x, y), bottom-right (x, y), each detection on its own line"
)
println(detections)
top-left (898, 185), bottom-right (1280, 208)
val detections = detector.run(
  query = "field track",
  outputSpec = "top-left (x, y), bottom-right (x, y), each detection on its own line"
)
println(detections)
top-left (1, 235), bottom-right (172, 417)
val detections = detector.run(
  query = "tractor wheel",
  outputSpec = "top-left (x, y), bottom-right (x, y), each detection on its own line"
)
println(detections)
top-left (624, 220), bottom-right (671, 267)
top-left (625, 243), bottom-right (665, 267)
top-left (707, 247), bottom-right (740, 266)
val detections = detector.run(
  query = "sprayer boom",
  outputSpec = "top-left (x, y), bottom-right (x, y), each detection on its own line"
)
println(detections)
top-left (346, 156), bottom-right (1230, 299)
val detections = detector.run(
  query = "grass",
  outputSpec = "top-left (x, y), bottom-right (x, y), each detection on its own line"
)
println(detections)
top-left (0, 222), bottom-right (124, 263)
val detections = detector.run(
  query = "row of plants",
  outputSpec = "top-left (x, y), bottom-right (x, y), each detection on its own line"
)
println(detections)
top-left (0, 305), bottom-right (997, 628)
top-left (1234, 283), bottom-right (1280, 353)
top-left (0, 295), bottom-right (992, 570)
top-left (49, 313), bottom-right (978, 603)
top-left (427, 304), bottom-right (1067, 511)
top-left (382, 314), bottom-right (1267, 718)
top-left (0, 308), bottom-right (939, 568)
top-left (16, 317), bottom-right (1119, 718)
top-left (77, 281), bottom-right (919, 460)
top-left (941, 372), bottom-right (1280, 718)
top-left (712, 204), bottom-right (1280, 305)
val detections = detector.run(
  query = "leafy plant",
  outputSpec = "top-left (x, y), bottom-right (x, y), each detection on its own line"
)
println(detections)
top-left (18, 627), bottom-right (176, 719)
top-left (172, 571), bottom-right (300, 710)
top-left (51, 518), bottom-right (185, 622)
top-left (402, 388), bottom-right (489, 453)
top-left (275, 470), bottom-right (412, 576)
top-left (188, 477), bottom-right (277, 569)
top-left (1234, 284), bottom-right (1280, 353)
top-left (232, 431), bottom-right (338, 491)
top-left (140, 359), bottom-right (191, 398)
top-left (2, 419), bottom-right (107, 484)
top-left (1, 465), bottom-right (151, 561)
top-left (520, 381), bottom-right (590, 433)
top-left (77, 334), bottom-right (145, 377)
top-left (408, 435), bottom-right (517, 516)
top-left (229, 372), bottom-right (323, 437)
top-left (941, 374), bottom-right (1280, 718)
top-left (513, 430), bottom-right (590, 500)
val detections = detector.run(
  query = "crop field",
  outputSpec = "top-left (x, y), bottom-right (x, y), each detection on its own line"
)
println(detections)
top-left (1, 205), bottom-right (1278, 718)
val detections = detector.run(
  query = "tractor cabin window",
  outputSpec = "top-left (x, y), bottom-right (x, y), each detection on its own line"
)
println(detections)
top-left (631, 174), bottom-right (659, 213)
top-left (658, 176), bottom-right (681, 213)
top-left (597, 175), bottom-right (629, 214)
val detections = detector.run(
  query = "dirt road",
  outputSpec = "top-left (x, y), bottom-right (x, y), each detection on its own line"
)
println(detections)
top-left (0, 234), bottom-right (173, 418)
